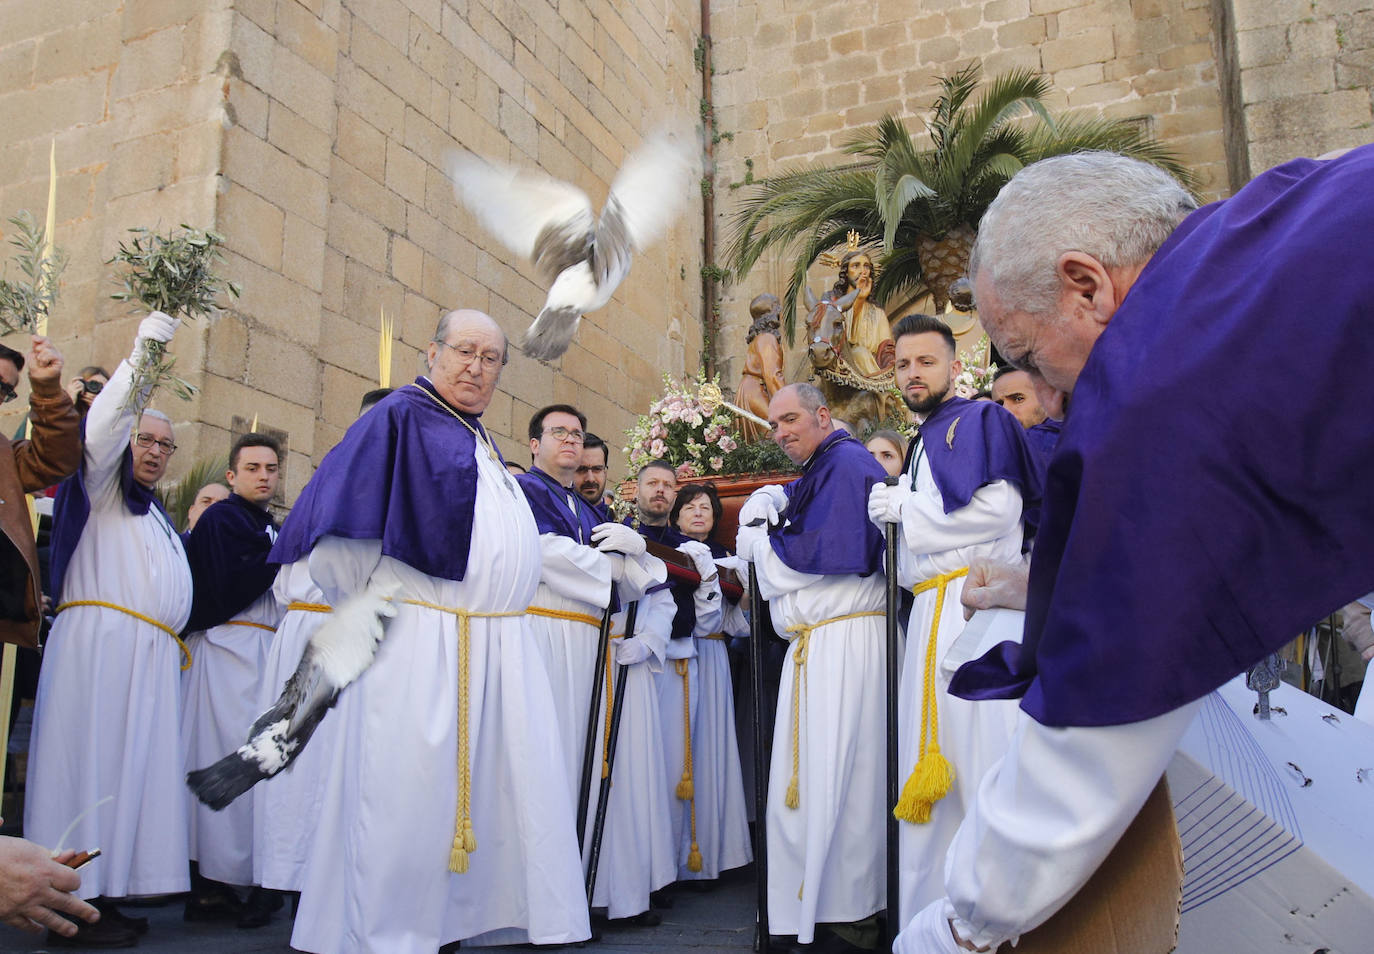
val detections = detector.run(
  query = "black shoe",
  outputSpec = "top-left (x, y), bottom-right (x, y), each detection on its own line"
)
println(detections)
top-left (236, 887), bottom-right (283, 929)
top-left (649, 889), bottom-right (674, 909)
top-left (183, 885), bottom-right (243, 922)
top-left (613, 909), bottom-right (662, 927)
top-left (46, 918), bottom-right (139, 948)
top-left (94, 900), bottom-right (149, 936)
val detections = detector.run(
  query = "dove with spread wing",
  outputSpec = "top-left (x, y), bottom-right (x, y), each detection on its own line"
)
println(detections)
top-left (447, 129), bottom-right (696, 360)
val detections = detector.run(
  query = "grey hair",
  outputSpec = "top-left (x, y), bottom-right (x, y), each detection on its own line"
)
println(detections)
top-left (140, 408), bottom-right (172, 425)
top-left (432, 309), bottom-right (509, 365)
top-left (790, 382), bottom-right (827, 414)
top-left (970, 152), bottom-right (1197, 315)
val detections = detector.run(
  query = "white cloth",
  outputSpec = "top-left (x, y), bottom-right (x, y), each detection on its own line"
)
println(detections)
top-left (894, 700), bottom-right (1202, 953)
top-left (290, 443), bottom-right (588, 954)
top-left (252, 564), bottom-right (337, 891)
top-left (181, 588), bottom-right (283, 885)
top-left (586, 588), bottom-right (677, 919)
top-left (678, 597), bottom-right (752, 880)
top-left (754, 544), bottom-right (886, 943)
top-left (24, 358), bottom-right (193, 900)
top-left (892, 459), bottom-right (1025, 921)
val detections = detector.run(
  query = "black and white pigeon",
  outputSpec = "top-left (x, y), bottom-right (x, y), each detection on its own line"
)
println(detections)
top-left (447, 128), bottom-right (696, 361)
top-left (186, 585), bottom-right (398, 810)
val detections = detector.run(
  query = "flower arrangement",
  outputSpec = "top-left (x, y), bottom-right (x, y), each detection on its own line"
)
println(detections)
top-left (953, 334), bottom-right (997, 399)
top-left (625, 372), bottom-right (740, 478)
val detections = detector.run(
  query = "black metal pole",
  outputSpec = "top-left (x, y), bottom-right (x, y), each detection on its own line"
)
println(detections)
top-left (883, 475), bottom-right (901, 952)
top-left (748, 564), bottom-right (771, 954)
top-left (577, 603), bottom-right (615, 852)
top-left (584, 600), bottom-right (639, 903)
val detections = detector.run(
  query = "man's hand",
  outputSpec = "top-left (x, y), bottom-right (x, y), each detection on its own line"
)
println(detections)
top-left (961, 558), bottom-right (1030, 620)
top-left (25, 336), bottom-right (63, 386)
top-left (129, 311), bottom-right (180, 362)
top-left (0, 834), bottom-right (99, 936)
top-left (739, 485), bottom-right (787, 528)
top-left (734, 523), bottom-right (767, 562)
top-left (591, 522), bottom-right (645, 558)
top-left (677, 540), bottom-right (718, 586)
top-left (867, 473), bottom-right (911, 525)
top-left (614, 636), bottom-right (652, 666)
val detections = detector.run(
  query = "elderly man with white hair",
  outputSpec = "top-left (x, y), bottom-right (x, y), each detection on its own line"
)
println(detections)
top-left (898, 147), bottom-right (1374, 952)
top-left (27, 313), bottom-right (193, 948)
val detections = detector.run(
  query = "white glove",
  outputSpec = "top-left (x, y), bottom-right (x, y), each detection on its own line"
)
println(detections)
top-left (677, 540), bottom-right (718, 585)
top-left (734, 523), bottom-right (768, 563)
top-left (309, 582), bottom-right (400, 690)
top-left (130, 311), bottom-right (180, 361)
top-left (893, 898), bottom-right (966, 954)
top-left (591, 522), bottom-right (646, 557)
top-left (605, 552), bottom-right (627, 583)
top-left (614, 636), bottom-right (652, 666)
top-left (867, 473), bottom-right (911, 526)
top-left (738, 484), bottom-right (788, 528)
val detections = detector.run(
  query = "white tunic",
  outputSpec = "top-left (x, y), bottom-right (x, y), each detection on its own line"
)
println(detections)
top-left (754, 545), bottom-right (887, 943)
top-left (290, 445), bottom-right (588, 954)
top-left (585, 587), bottom-right (678, 919)
top-left (252, 563), bottom-right (338, 892)
top-left (24, 358), bottom-right (193, 900)
top-left (181, 585), bottom-right (282, 886)
top-left (893, 444), bottom-right (1025, 921)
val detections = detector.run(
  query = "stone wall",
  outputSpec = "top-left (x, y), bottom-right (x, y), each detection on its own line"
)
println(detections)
top-left (0, 0), bottom-right (704, 498)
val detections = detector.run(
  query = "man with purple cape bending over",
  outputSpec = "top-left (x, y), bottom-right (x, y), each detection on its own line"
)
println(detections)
top-left (896, 148), bottom-right (1374, 953)
top-left (268, 309), bottom-right (588, 954)
top-left (735, 383), bottom-right (889, 950)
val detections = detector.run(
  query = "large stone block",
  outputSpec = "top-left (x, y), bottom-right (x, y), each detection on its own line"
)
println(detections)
top-left (283, 213), bottom-right (327, 295)
top-left (274, 0), bottom-right (339, 76)
top-left (219, 182), bottom-right (284, 271)
top-left (269, 100), bottom-right (333, 174)
top-left (39, 14), bottom-right (124, 85)
top-left (1041, 26), bottom-right (1116, 72)
top-left (1242, 59), bottom-right (1336, 103)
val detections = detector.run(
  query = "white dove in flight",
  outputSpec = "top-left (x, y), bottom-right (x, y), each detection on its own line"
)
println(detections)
top-left (447, 129), bottom-right (696, 360)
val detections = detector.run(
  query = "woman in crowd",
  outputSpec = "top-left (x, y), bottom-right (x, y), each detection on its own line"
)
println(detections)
top-left (866, 428), bottom-right (906, 477)
top-left (668, 484), bottom-right (752, 883)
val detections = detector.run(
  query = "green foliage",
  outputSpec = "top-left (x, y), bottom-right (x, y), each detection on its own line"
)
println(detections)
top-left (0, 211), bottom-right (67, 335)
top-left (719, 435), bottom-right (797, 476)
top-left (156, 452), bottom-right (230, 533)
top-left (109, 225), bottom-right (239, 411)
top-left (726, 62), bottom-right (1199, 342)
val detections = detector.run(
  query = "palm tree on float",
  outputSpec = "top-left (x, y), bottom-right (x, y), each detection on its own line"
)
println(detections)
top-left (726, 62), bottom-right (1198, 341)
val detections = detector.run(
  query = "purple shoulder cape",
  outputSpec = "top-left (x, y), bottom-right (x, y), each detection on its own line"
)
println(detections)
top-left (774, 429), bottom-right (885, 576)
top-left (904, 397), bottom-right (1041, 513)
top-left (951, 145), bottom-right (1374, 727)
top-left (48, 442), bottom-right (179, 604)
top-left (270, 378), bottom-right (488, 581)
top-left (520, 467), bottom-right (618, 612)
top-left (184, 493), bottom-right (279, 631)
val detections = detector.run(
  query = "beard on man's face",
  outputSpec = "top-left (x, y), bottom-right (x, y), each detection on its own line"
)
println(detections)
top-left (902, 377), bottom-right (951, 415)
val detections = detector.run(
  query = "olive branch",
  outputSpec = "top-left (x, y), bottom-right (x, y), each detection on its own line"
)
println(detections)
top-left (0, 211), bottom-right (67, 335)
top-left (109, 225), bottom-right (239, 413)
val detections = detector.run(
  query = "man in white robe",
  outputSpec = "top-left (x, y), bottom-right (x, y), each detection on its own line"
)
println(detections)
top-left (735, 383), bottom-right (889, 948)
top-left (270, 310), bottom-right (588, 954)
top-left (866, 315), bottom-right (1036, 923)
top-left (26, 313), bottom-right (193, 947)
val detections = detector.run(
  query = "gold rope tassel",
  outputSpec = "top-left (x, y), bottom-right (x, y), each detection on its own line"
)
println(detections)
top-left (783, 627), bottom-right (810, 810)
top-left (893, 568), bottom-right (968, 825)
top-left (675, 658), bottom-right (703, 872)
top-left (602, 636), bottom-right (618, 779)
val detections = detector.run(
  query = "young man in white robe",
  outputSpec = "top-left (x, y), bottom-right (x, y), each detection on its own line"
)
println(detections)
top-left (735, 383), bottom-right (889, 950)
top-left (26, 313), bottom-right (193, 948)
top-left (267, 310), bottom-right (588, 954)
top-left (866, 314), bottom-right (1038, 924)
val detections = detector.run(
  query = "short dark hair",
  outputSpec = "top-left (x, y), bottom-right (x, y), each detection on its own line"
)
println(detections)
top-left (0, 344), bottom-right (25, 372)
top-left (670, 483), bottom-right (722, 532)
top-left (991, 364), bottom-right (1022, 383)
top-left (360, 387), bottom-right (393, 413)
top-left (230, 432), bottom-right (282, 471)
top-left (528, 404), bottom-right (587, 441)
top-left (582, 432), bottom-right (609, 466)
top-left (891, 313), bottom-right (956, 355)
top-left (637, 458), bottom-right (675, 481)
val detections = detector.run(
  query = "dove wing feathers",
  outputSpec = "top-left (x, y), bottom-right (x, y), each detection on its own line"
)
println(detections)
top-left (590, 132), bottom-right (695, 288)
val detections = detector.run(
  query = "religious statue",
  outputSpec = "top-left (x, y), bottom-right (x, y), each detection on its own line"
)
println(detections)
top-left (736, 293), bottom-right (786, 442)
top-left (828, 238), bottom-right (895, 377)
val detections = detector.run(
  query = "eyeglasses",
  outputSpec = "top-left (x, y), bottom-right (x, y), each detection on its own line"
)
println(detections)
top-left (434, 340), bottom-right (505, 372)
top-left (0, 381), bottom-right (16, 404)
top-left (543, 426), bottom-right (586, 444)
top-left (134, 433), bottom-right (177, 455)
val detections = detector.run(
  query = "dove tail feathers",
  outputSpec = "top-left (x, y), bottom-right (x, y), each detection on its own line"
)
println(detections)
top-left (521, 306), bottom-right (583, 361)
top-left (187, 755), bottom-right (268, 811)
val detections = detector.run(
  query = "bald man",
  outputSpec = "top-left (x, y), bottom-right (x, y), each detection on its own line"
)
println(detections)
top-left (270, 309), bottom-right (589, 953)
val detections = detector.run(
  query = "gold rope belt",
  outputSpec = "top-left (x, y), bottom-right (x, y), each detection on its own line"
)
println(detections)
top-left (601, 632), bottom-right (627, 777)
top-left (893, 566), bottom-right (969, 825)
top-left (674, 658), bottom-right (703, 872)
top-left (394, 598), bottom-right (524, 874)
top-left (782, 610), bottom-right (885, 810)
top-left (223, 620), bottom-right (276, 633)
top-left (286, 601), bottom-right (332, 613)
top-left (55, 600), bottom-right (192, 671)
top-left (699, 631), bottom-right (729, 641)
top-left (526, 606), bottom-right (601, 628)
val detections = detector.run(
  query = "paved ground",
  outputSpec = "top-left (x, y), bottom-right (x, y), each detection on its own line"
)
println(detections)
top-left (0, 872), bottom-right (759, 953)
